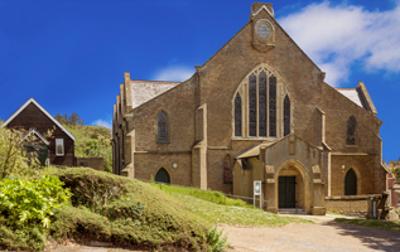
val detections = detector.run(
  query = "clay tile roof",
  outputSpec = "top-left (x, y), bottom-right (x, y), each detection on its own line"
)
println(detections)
top-left (130, 80), bottom-right (180, 109)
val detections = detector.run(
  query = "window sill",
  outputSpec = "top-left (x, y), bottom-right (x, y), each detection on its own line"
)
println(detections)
top-left (232, 137), bottom-right (278, 141)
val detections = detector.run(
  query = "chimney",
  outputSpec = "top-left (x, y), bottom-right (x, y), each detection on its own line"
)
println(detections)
top-left (124, 72), bottom-right (131, 85)
top-left (251, 2), bottom-right (274, 17)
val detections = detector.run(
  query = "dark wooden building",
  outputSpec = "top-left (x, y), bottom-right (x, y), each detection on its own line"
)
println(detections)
top-left (2, 98), bottom-right (76, 166)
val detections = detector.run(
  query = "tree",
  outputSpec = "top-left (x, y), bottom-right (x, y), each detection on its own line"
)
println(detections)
top-left (55, 112), bottom-right (84, 126)
top-left (0, 128), bottom-right (40, 179)
top-left (69, 112), bottom-right (84, 126)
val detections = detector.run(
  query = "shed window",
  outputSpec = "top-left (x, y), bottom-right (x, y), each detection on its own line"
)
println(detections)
top-left (157, 111), bottom-right (169, 144)
top-left (55, 138), bottom-right (64, 156)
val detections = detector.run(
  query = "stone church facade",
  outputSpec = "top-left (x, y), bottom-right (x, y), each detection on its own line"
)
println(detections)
top-left (113, 3), bottom-right (386, 214)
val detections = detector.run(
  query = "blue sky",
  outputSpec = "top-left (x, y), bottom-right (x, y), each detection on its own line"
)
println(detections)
top-left (0, 0), bottom-right (399, 161)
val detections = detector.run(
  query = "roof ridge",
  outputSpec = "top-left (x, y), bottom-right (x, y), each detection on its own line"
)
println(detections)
top-left (131, 79), bottom-right (181, 84)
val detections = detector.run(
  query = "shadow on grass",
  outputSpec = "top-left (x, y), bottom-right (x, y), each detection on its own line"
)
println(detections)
top-left (323, 219), bottom-right (400, 252)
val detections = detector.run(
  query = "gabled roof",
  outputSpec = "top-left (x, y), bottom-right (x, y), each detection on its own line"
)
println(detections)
top-left (336, 88), bottom-right (364, 107)
top-left (335, 82), bottom-right (377, 114)
top-left (2, 98), bottom-right (76, 141)
top-left (130, 80), bottom-right (180, 109)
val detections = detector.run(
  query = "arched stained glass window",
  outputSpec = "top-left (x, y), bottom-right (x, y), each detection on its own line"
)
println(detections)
top-left (269, 75), bottom-right (277, 137)
top-left (344, 169), bottom-right (357, 195)
top-left (155, 168), bottom-right (171, 184)
top-left (259, 71), bottom-right (267, 137)
top-left (249, 74), bottom-right (257, 136)
top-left (157, 111), bottom-right (169, 144)
top-left (346, 116), bottom-right (356, 145)
top-left (284, 95), bottom-right (291, 136)
top-left (234, 94), bottom-right (242, 137)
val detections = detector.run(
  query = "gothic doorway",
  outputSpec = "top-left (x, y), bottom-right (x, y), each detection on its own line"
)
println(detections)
top-left (155, 168), bottom-right (171, 184)
top-left (279, 176), bottom-right (296, 208)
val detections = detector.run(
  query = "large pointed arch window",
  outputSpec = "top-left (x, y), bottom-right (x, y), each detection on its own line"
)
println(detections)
top-left (344, 168), bottom-right (357, 195)
top-left (346, 116), bottom-right (356, 145)
top-left (259, 71), bottom-right (267, 137)
top-left (269, 75), bottom-right (277, 137)
top-left (249, 74), bottom-right (257, 137)
top-left (157, 111), bottom-right (169, 144)
top-left (234, 94), bottom-right (242, 137)
top-left (284, 95), bottom-right (291, 136)
top-left (232, 65), bottom-right (285, 139)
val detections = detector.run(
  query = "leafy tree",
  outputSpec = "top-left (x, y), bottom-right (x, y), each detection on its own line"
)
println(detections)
top-left (55, 113), bottom-right (84, 126)
top-left (0, 128), bottom-right (40, 179)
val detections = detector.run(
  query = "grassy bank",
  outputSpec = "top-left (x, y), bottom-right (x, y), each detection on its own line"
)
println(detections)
top-left (154, 183), bottom-right (307, 227)
top-left (335, 218), bottom-right (400, 232)
top-left (43, 167), bottom-right (222, 251)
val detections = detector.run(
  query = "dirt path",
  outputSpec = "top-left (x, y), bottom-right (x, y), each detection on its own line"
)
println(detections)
top-left (221, 216), bottom-right (400, 252)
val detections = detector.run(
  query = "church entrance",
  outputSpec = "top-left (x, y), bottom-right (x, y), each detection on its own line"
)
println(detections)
top-left (278, 176), bottom-right (296, 208)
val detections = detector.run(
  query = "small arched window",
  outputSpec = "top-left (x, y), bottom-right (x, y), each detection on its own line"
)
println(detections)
top-left (346, 116), bottom-right (357, 145)
top-left (283, 95), bottom-right (291, 136)
top-left (157, 111), bottom-right (169, 144)
top-left (344, 168), bottom-right (357, 195)
top-left (249, 74), bottom-right (257, 136)
top-left (234, 94), bottom-right (242, 137)
top-left (155, 168), bottom-right (170, 184)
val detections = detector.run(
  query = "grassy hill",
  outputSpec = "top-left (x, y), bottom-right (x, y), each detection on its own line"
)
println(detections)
top-left (41, 167), bottom-right (305, 251)
top-left (63, 124), bottom-right (112, 172)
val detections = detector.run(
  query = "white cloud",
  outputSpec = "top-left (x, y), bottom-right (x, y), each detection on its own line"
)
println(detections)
top-left (279, 1), bottom-right (400, 86)
top-left (93, 119), bottom-right (111, 129)
top-left (153, 65), bottom-right (194, 82)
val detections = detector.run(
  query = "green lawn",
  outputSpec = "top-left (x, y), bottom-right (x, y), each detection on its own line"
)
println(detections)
top-left (154, 183), bottom-right (308, 227)
top-left (335, 218), bottom-right (400, 232)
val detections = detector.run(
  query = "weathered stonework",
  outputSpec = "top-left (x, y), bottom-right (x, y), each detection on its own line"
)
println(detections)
top-left (112, 2), bottom-right (387, 215)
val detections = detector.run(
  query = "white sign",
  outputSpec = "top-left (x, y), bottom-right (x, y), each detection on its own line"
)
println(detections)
top-left (254, 180), bottom-right (262, 196)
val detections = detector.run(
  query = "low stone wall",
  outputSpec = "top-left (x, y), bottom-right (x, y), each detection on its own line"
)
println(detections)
top-left (325, 195), bottom-right (380, 216)
top-left (76, 157), bottom-right (105, 171)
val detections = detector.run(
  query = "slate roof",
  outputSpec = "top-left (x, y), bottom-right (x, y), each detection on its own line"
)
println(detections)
top-left (336, 88), bottom-right (364, 108)
top-left (130, 80), bottom-right (180, 109)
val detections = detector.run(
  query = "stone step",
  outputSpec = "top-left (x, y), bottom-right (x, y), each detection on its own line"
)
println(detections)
top-left (279, 208), bottom-right (306, 214)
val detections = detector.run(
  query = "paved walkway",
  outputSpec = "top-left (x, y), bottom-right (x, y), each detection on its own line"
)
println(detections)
top-left (222, 214), bottom-right (400, 252)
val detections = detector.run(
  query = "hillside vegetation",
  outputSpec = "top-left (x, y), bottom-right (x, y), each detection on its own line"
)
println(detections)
top-left (43, 167), bottom-right (226, 251)
top-left (155, 183), bottom-right (307, 227)
top-left (63, 124), bottom-right (112, 172)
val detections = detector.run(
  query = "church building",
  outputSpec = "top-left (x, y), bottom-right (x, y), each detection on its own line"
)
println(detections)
top-left (112, 3), bottom-right (386, 214)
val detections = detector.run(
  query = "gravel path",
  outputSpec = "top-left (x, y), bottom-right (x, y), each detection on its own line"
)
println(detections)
top-left (221, 217), bottom-right (400, 252)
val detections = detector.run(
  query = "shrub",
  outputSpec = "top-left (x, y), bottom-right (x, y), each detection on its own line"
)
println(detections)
top-left (46, 168), bottom-right (213, 250)
top-left (63, 125), bottom-right (112, 172)
top-left (207, 228), bottom-right (227, 252)
top-left (0, 176), bottom-right (71, 251)
top-left (0, 128), bottom-right (39, 179)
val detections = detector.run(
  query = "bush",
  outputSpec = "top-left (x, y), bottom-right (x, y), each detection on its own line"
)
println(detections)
top-left (63, 125), bottom-right (112, 172)
top-left (0, 176), bottom-right (71, 251)
top-left (45, 167), bottom-right (220, 251)
top-left (0, 128), bottom-right (39, 179)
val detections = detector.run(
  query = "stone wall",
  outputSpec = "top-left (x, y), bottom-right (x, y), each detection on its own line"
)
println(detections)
top-left (76, 157), bottom-right (105, 171)
top-left (325, 195), bottom-right (373, 216)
